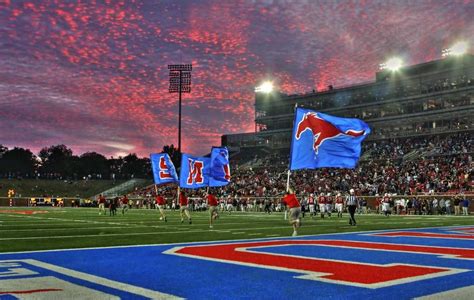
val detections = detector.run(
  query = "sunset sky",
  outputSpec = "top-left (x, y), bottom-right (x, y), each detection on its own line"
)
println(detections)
top-left (0, 0), bottom-right (472, 157)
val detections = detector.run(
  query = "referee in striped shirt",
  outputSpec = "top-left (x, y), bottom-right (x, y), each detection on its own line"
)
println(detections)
top-left (346, 189), bottom-right (358, 226)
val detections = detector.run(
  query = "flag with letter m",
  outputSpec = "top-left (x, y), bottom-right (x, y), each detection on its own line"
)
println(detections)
top-left (290, 108), bottom-right (370, 170)
top-left (179, 153), bottom-right (210, 188)
top-left (150, 153), bottom-right (178, 185)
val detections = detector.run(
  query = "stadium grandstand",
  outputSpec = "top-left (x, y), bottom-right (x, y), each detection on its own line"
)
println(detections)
top-left (224, 54), bottom-right (473, 155)
top-left (215, 54), bottom-right (473, 211)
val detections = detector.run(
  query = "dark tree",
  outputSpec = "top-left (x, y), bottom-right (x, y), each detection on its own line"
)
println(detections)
top-left (79, 152), bottom-right (109, 178)
top-left (121, 154), bottom-right (150, 178)
top-left (38, 144), bottom-right (74, 178)
top-left (162, 144), bottom-right (181, 169)
top-left (108, 156), bottom-right (124, 180)
top-left (0, 147), bottom-right (37, 177)
top-left (0, 145), bottom-right (7, 157)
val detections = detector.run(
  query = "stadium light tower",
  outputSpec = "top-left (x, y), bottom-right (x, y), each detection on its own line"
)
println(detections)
top-left (168, 64), bottom-right (192, 153)
top-left (379, 57), bottom-right (403, 71)
top-left (442, 41), bottom-right (469, 57)
top-left (255, 81), bottom-right (274, 93)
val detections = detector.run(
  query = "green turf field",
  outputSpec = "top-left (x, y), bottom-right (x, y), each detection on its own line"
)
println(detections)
top-left (0, 207), bottom-right (472, 253)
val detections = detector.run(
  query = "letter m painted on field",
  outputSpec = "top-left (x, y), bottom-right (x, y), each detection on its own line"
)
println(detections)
top-left (187, 159), bottom-right (204, 184)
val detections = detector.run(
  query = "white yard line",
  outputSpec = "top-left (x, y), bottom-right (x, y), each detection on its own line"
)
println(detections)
top-left (415, 285), bottom-right (474, 300)
top-left (0, 225), bottom-right (312, 241)
top-left (1, 224), bottom-right (472, 255)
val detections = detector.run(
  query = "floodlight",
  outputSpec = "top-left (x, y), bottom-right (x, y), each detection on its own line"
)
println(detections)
top-left (442, 41), bottom-right (468, 57)
top-left (255, 81), bottom-right (274, 93)
top-left (381, 57), bottom-right (403, 71)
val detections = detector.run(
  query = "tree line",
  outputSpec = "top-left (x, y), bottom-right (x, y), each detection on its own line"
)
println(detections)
top-left (0, 144), bottom-right (181, 180)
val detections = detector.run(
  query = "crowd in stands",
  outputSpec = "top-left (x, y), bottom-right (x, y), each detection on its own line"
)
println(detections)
top-left (123, 134), bottom-right (472, 215)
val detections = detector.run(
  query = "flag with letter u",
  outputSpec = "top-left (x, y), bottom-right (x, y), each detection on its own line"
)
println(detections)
top-left (290, 108), bottom-right (370, 170)
top-left (209, 147), bottom-right (231, 187)
top-left (179, 153), bottom-right (210, 188)
top-left (150, 153), bottom-right (179, 185)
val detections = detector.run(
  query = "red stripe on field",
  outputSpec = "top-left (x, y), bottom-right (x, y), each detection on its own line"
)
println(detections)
top-left (175, 240), bottom-right (450, 285)
top-left (451, 227), bottom-right (474, 233)
top-left (314, 240), bottom-right (474, 259)
top-left (0, 289), bottom-right (62, 294)
top-left (373, 231), bottom-right (474, 240)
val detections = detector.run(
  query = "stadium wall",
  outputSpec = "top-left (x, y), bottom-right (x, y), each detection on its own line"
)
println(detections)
top-left (1, 195), bottom-right (472, 213)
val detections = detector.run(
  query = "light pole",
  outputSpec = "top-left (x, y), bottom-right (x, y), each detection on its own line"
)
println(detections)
top-left (168, 64), bottom-right (192, 153)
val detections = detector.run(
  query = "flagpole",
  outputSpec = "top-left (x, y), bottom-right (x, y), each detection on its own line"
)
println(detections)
top-left (285, 102), bottom-right (299, 220)
top-left (286, 170), bottom-right (291, 192)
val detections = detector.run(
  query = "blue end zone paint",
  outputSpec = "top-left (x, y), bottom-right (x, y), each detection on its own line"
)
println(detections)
top-left (0, 226), bottom-right (473, 299)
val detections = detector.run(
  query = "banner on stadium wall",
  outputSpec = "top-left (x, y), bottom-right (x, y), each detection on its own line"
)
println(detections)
top-left (179, 153), bottom-right (210, 189)
top-left (150, 153), bottom-right (179, 185)
top-left (209, 147), bottom-right (231, 187)
top-left (290, 108), bottom-right (371, 170)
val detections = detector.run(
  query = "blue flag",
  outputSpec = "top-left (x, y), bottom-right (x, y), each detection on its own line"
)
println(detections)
top-left (179, 153), bottom-right (210, 189)
top-left (209, 147), bottom-right (231, 187)
top-left (290, 108), bottom-right (370, 170)
top-left (150, 153), bottom-right (179, 185)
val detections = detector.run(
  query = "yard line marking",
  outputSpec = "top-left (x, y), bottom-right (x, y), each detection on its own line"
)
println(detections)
top-left (0, 225), bottom-right (315, 241)
top-left (415, 285), bottom-right (474, 299)
top-left (4, 259), bottom-right (182, 300)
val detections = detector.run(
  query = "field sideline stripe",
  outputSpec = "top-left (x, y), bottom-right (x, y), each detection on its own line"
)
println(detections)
top-left (0, 225), bottom-right (472, 255)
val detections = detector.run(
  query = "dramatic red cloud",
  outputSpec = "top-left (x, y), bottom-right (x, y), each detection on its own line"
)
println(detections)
top-left (0, 0), bottom-right (472, 157)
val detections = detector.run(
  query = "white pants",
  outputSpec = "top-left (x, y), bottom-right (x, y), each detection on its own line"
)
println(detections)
top-left (335, 203), bottom-right (343, 212)
top-left (309, 204), bottom-right (315, 214)
top-left (227, 204), bottom-right (233, 211)
top-left (319, 204), bottom-right (325, 213)
top-left (382, 203), bottom-right (390, 212)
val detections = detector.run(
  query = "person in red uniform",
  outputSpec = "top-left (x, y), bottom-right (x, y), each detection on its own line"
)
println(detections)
top-left (308, 193), bottom-right (315, 217)
top-left (374, 194), bottom-right (381, 214)
top-left (155, 193), bottom-right (167, 222)
top-left (318, 192), bottom-right (326, 218)
top-left (121, 195), bottom-right (129, 215)
top-left (282, 187), bottom-right (302, 237)
top-left (335, 193), bottom-right (344, 218)
top-left (207, 191), bottom-right (219, 228)
top-left (98, 194), bottom-right (106, 215)
top-left (179, 190), bottom-right (192, 224)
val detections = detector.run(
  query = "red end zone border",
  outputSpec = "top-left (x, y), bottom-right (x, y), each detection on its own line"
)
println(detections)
top-left (164, 239), bottom-right (468, 288)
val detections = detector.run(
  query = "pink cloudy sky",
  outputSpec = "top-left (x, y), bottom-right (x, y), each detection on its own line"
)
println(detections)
top-left (0, 0), bottom-right (472, 157)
